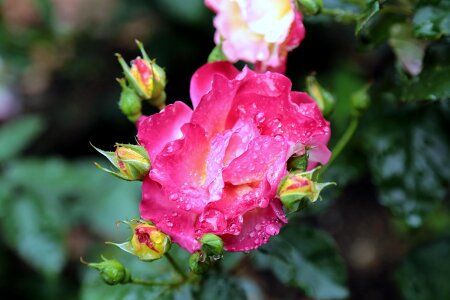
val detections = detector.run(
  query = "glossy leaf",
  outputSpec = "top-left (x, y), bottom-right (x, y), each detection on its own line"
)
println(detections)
top-left (395, 238), bottom-right (450, 300)
top-left (254, 225), bottom-right (349, 300)
top-left (413, 3), bottom-right (450, 40)
top-left (355, 0), bottom-right (380, 35)
top-left (0, 115), bottom-right (45, 162)
top-left (365, 104), bottom-right (450, 227)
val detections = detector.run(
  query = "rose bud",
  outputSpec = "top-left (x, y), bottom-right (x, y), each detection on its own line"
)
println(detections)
top-left (116, 41), bottom-right (166, 108)
top-left (278, 168), bottom-right (335, 213)
top-left (306, 74), bottom-right (335, 117)
top-left (200, 233), bottom-right (224, 256)
top-left (92, 143), bottom-right (150, 181)
top-left (108, 219), bottom-right (171, 262)
top-left (82, 256), bottom-right (131, 285)
top-left (189, 251), bottom-right (209, 274)
top-left (117, 78), bottom-right (142, 122)
top-left (296, 0), bottom-right (323, 15)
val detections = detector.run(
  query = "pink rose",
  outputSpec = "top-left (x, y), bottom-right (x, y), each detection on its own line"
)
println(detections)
top-left (137, 62), bottom-right (330, 252)
top-left (205, 0), bottom-right (305, 73)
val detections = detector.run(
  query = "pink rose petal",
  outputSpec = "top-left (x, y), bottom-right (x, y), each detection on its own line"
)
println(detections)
top-left (190, 61), bottom-right (239, 108)
top-left (137, 101), bottom-right (192, 162)
top-left (140, 179), bottom-right (200, 253)
top-left (222, 199), bottom-right (286, 252)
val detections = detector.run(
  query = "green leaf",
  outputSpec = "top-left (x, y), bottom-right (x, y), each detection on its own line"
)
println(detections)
top-left (1, 193), bottom-right (66, 277)
top-left (0, 115), bottom-right (45, 162)
top-left (197, 274), bottom-right (246, 300)
top-left (253, 225), bottom-right (349, 300)
top-left (207, 44), bottom-right (227, 63)
top-left (413, 3), bottom-right (450, 40)
top-left (355, 0), bottom-right (380, 35)
top-left (365, 104), bottom-right (450, 227)
top-left (81, 246), bottom-right (191, 300)
top-left (394, 238), bottom-right (450, 300)
top-left (371, 41), bottom-right (450, 102)
top-left (389, 23), bottom-right (426, 76)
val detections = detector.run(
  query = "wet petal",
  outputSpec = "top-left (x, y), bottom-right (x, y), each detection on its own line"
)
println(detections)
top-left (140, 178), bottom-right (200, 253)
top-left (190, 61), bottom-right (239, 108)
top-left (137, 101), bottom-right (192, 162)
top-left (150, 123), bottom-right (210, 212)
top-left (222, 135), bottom-right (289, 186)
top-left (222, 199), bottom-right (286, 252)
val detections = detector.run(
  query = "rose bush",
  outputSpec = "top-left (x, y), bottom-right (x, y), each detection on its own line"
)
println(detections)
top-left (205, 0), bottom-right (305, 73)
top-left (137, 62), bottom-right (330, 252)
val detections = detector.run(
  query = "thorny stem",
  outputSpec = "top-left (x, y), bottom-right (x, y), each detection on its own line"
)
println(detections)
top-left (318, 116), bottom-right (359, 177)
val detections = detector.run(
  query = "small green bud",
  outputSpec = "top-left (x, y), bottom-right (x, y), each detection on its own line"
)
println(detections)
top-left (351, 84), bottom-right (371, 115)
top-left (92, 143), bottom-right (150, 181)
top-left (117, 78), bottom-right (142, 122)
top-left (189, 252), bottom-right (209, 274)
top-left (306, 74), bottom-right (335, 117)
top-left (200, 233), bottom-right (224, 256)
top-left (296, 0), bottom-right (323, 15)
top-left (278, 167), bottom-right (335, 213)
top-left (83, 256), bottom-right (131, 285)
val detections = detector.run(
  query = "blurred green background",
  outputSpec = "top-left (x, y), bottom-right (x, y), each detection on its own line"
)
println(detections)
top-left (0, 0), bottom-right (449, 299)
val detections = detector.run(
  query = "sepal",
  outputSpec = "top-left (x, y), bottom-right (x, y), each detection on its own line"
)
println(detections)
top-left (277, 167), bottom-right (335, 213)
top-left (92, 143), bottom-right (150, 181)
top-left (81, 256), bottom-right (131, 285)
top-left (107, 219), bottom-right (171, 262)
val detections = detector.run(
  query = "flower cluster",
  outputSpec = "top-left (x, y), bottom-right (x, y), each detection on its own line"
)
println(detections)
top-left (94, 0), bottom-right (332, 259)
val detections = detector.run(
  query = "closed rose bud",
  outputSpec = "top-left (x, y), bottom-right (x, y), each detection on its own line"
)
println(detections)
top-left (117, 78), bottom-right (142, 122)
top-left (92, 143), bottom-right (150, 181)
top-left (296, 0), bottom-right (323, 15)
top-left (306, 75), bottom-right (335, 117)
top-left (108, 219), bottom-right (171, 262)
top-left (189, 251), bottom-right (209, 274)
top-left (116, 41), bottom-right (166, 108)
top-left (83, 256), bottom-right (131, 285)
top-left (278, 168), bottom-right (335, 213)
top-left (200, 233), bottom-right (224, 256)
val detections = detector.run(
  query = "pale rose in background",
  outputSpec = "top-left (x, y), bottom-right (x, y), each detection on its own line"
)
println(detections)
top-left (206, 0), bottom-right (305, 73)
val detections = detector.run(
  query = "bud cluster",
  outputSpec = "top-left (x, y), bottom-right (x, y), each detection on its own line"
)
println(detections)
top-left (116, 40), bottom-right (167, 121)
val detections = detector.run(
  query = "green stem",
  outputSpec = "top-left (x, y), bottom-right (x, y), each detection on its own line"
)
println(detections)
top-left (165, 253), bottom-right (188, 280)
top-left (130, 277), bottom-right (182, 287)
top-left (319, 116), bottom-right (359, 177)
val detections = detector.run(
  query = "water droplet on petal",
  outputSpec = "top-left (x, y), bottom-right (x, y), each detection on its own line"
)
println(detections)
top-left (265, 224), bottom-right (278, 235)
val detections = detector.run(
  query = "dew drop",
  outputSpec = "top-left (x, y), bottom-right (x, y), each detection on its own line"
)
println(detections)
top-left (255, 112), bottom-right (265, 123)
top-left (169, 193), bottom-right (179, 201)
top-left (265, 224), bottom-right (278, 235)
